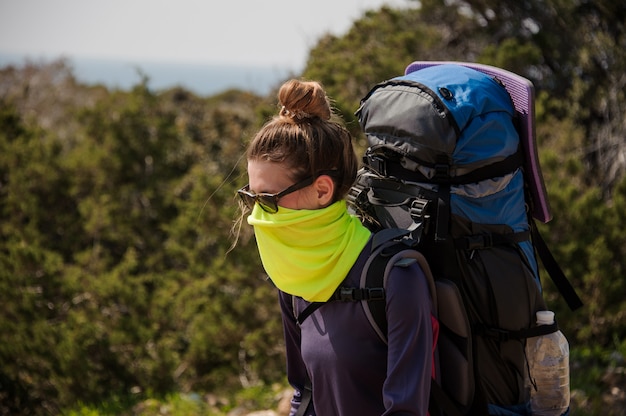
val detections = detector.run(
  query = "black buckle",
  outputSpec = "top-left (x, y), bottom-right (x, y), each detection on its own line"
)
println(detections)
top-left (465, 234), bottom-right (493, 250)
top-left (346, 186), bottom-right (361, 206)
top-left (335, 287), bottom-right (385, 301)
top-left (338, 287), bottom-right (357, 301)
top-left (409, 198), bottom-right (430, 221)
top-left (434, 163), bottom-right (450, 178)
top-left (366, 154), bottom-right (387, 176)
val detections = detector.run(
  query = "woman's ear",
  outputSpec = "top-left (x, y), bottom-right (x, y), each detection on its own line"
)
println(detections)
top-left (313, 174), bottom-right (335, 207)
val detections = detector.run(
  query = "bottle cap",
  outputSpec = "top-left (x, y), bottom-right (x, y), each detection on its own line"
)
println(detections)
top-left (536, 310), bottom-right (555, 325)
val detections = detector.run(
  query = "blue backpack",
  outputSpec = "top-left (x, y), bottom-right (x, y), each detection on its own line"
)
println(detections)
top-left (345, 62), bottom-right (583, 415)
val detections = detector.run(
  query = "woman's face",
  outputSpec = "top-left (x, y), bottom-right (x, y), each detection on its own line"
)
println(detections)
top-left (247, 159), bottom-right (320, 211)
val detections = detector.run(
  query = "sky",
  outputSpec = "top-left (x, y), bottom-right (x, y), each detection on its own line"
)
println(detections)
top-left (0, 0), bottom-right (413, 71)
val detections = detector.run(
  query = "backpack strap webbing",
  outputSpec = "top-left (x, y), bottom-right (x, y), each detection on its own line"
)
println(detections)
top-left (293, 376), bottom-right (312, 416)
top-left (364, 146), bottom-right (524, 186)
top-left (530, 219), bottom-right (583, 311)
top-left (295, 286), bottom-right (386, 326)
top-left (288, 296), bottom-right (313, 415)
top-left (473, 320), bottom-right (559, 342)
top-left (453, 230), bottom-right (530, 250)
top-left (296, 302), bottom-right (322, 326)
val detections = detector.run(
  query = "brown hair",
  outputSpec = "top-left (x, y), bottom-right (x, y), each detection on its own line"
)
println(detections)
top-left (246, 79), bottom-right (358, 200)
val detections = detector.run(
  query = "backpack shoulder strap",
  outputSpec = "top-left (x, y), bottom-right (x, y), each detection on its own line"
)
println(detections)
top-left (361, 240), bottom-right (437, 344)
top-left (294, 228), bottom-right (413, 327)
top-left (362, 234), bottom-right (468, 416)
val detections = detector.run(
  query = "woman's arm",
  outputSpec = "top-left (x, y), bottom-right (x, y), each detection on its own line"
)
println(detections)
top-left (383, 262), bottom-right (434, 416)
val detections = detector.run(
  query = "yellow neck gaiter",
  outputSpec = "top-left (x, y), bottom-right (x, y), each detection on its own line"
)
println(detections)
top-left (247, 200), bottom-right (371, 302)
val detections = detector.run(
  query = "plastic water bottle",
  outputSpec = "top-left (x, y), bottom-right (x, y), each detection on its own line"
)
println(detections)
top-left (526, 310), bottom-right (570, 416)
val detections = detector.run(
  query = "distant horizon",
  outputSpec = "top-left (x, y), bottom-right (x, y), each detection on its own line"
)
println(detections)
top-left (0, 52), bottom-right (299, 97)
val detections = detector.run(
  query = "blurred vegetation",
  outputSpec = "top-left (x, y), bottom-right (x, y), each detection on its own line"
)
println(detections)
top-left (0, 0), bottom-right (625, 414)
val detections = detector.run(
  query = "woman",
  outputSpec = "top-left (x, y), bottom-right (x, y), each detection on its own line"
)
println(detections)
top-left (237, 79), bottom-right (433, 415)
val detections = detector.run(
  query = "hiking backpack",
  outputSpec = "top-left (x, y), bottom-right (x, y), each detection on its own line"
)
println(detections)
top-left (343, 62), bottom-right (583, 415)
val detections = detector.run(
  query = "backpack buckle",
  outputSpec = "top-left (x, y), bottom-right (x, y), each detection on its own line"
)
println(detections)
top-left (346, 185), bottom-right (362, 207)
top-left (464, 234), bottom-right (493, 250)
top-left (409, 198), bottom-right (430, 221)
top-left (338, 287), bottom-right (357, 301)
top-left (336, 287), bottom-right (385, 301)
top-left (366, 154), bottom-right (387, 176)
top-left (434, 163), bottom-right (450, 179)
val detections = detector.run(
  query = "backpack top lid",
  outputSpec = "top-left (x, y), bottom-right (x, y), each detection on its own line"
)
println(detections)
top-left (405, 61), bottom-right (551, 223)
top-left (358, 64), bottom-right (520, 182)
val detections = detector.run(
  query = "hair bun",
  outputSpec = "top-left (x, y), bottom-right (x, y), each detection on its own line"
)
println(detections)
top-left (278, 79), bottom-right (331, 121)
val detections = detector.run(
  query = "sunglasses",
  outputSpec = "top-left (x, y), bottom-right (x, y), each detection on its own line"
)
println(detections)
top-left (238, 170), bottom-right (337, 213)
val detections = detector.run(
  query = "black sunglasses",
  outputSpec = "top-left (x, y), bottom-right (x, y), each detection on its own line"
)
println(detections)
top-left (237, 170), bottom-right (337, 213)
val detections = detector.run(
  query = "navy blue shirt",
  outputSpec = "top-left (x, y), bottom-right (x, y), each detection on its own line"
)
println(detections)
top-left (279, 241), bottom-right (433, 415)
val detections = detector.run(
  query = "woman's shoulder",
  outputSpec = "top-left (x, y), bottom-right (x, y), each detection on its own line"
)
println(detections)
top-left (385, 254), bottom-right (433, 310)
